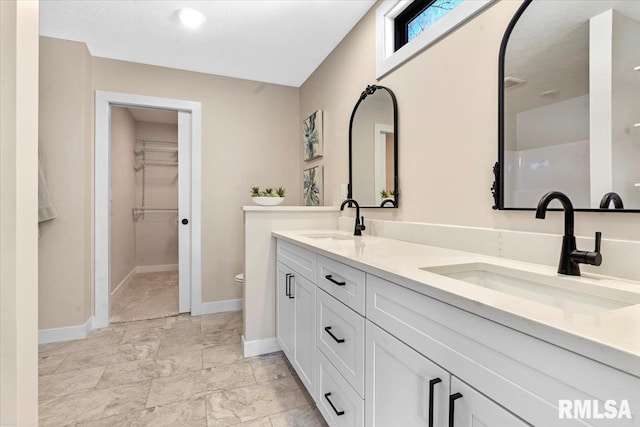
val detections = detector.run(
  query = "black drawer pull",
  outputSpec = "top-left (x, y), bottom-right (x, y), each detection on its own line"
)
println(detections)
top-left (448, 392), bottom-right (463, 427)
top-left (288, 274), bottom-right (294, 299)
top-left (324, 326), bottom-right (345, 343)
top-left (428, 378), bottom-right (442, 427)
top-left (324, 392), bottom-right (345, 416)
top-left (325, 274), bottom-right (346, 286)
top-left (285, 273), bottom-right (291, 296)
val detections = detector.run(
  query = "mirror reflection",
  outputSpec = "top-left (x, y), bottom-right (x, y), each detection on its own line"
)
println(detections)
top-left (349, 85), bottom-right (398, 207)
top-left (500, 0), bottom-right (640, 210)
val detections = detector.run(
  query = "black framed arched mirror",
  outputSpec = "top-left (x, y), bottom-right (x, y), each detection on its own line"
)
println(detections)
top-left (349, 85), bottom-right (399, 208)
top-left (495, 0), bottom-right (640, 212)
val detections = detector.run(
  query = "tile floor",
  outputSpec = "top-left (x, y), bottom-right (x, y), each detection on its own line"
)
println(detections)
top-left (110, 271), bottom-right (179, 323)
top-left (39, 311), bottom-right (327, 427)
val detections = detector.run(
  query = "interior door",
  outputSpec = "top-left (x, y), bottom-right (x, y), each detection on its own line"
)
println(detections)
top-left (178, 111), bottom-right (191, 313)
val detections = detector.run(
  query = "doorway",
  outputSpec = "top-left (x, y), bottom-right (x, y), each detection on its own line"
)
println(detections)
top-left (109, 106), bottom-right (179, 322)
top-left (94, 91), bottom-right (202, 329)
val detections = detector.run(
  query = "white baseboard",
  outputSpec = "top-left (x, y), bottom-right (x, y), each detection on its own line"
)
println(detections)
top-left (242, 335), bottom-right (281, 358)
top-left (111, 267), bottom-right (136, 296)
top-left (199, 298), bottom-right (243, 315)
top-left (136, 264), bottom-right (178, 273)
top-left (39, 316), bottom-right (94, 345)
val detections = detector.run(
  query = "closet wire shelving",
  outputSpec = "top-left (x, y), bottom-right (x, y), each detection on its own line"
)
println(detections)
top-left (132, 139), bottom-right (178, 220)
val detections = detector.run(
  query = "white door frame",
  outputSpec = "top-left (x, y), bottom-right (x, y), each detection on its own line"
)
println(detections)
top-left (94, 91), bottom-right (203, 329)
top-left (374, 123), bottom-right (394, 205)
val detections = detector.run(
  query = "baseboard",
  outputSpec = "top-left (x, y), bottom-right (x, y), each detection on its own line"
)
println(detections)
top-left (200, 298), bottom-right (243, 315)
top-left (136, 264), bottom-right (178, 273)
top-left (111, 267), bottom-right (136, 296)
top-left (242, 335), bottom-right (281, 358)
top-left (39, 316), bottom-right (94, 344)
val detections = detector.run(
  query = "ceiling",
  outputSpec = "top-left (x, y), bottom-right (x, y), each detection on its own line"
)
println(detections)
top-left (128, 107), bottom-right (178, 124)
top-left (39, 0), bottom-right (376, 87)
top-left (504, 0), bottom-right (640, 114)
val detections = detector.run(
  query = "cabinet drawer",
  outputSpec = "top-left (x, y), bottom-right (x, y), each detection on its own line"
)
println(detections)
top-left (277, 239), bottom-right (316, 282)
top-left (317, 350), bottom-right (364, 427)
top-left (317, 289), bottom-right (365, 397)
top-left (317, 255), bottom-right (366, 315)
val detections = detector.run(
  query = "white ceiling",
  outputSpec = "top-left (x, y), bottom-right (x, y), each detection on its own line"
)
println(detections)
top-left (39, 0), bottom-right (376, 87)
top-left (128, 107), bottom-right (178, 124)
top-left (505, 0), bottom-right (640, 114)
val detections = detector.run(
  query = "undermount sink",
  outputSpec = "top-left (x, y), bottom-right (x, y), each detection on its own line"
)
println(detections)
top-left (301, 233), bottom-right (354, 241)
top-left (421, 262), bottom-right (639, 315)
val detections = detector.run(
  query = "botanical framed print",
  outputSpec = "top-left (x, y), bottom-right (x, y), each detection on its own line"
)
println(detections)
top-left (303, 110), bottom-right (323, 161)
top-left (303, 166), bottom-right (323, 206)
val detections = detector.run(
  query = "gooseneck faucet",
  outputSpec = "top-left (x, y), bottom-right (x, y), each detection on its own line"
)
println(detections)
top-left (599, 192), bottom-right (624, 209)
top-left (535, 191), bottom-right (602, 276)
top-left (340, 199), bottom-right (366, 236)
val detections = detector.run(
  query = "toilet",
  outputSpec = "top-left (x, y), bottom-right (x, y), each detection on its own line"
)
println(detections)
top-left (235, 273), bottom-right (244, 286)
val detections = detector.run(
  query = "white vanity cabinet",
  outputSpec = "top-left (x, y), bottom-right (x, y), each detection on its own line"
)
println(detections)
top-left (275, 237), bottom-right (640, 427)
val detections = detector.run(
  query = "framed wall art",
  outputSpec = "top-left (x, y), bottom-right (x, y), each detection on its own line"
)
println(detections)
top-left (303, 109), bottom-right (323, 161)
top-left (303, 166), bottom-right (323, 206)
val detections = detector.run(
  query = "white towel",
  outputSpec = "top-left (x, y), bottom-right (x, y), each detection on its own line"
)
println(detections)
top-left (38, 150), bottom-right (57, 222)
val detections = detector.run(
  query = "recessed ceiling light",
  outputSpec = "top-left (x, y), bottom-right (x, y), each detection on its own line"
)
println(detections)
top-left (177, 8), bottom-right (206, 29)
top-left (540, 89), bottom-right (559, 97)
top-left (504, 76), bottom-right (526, 89)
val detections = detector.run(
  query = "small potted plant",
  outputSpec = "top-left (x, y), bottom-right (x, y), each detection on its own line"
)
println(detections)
top-left (251, 186), bottom-right (285, 206)
top-left (380, 188), bottom-right (395, 202)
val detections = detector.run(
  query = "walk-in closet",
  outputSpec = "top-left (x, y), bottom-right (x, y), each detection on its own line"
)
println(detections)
top-left (109, 106), bottom-right (179, 322)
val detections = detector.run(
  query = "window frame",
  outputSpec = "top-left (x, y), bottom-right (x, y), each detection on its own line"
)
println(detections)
top-left (376, 0), bottom-right (497, 79)
top-left (394, 0), bottom-right (435, 51)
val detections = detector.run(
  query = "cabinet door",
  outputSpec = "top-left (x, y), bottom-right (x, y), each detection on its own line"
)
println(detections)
top-left (366, 321), bottom-right (450, 427)
top-left (293, 273), bottom-right (316, 397)
top-left (449, 377), bottom-right (531, 427)
top-left (276, 262), bottom-right (294, 360)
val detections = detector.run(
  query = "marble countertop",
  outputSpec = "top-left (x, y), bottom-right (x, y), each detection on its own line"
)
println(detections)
top-left (273, 229), bottom-right (640, 378)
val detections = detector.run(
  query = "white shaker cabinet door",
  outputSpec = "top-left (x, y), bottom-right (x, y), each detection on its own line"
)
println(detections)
top-left (276, 262), bottom-right (294, 360)
top-left (293, 273), bottom-right (316, 398)
top-left (365, 321), bottom-right (450, 427)
top-left (449, 377), bottom-right (531, 427)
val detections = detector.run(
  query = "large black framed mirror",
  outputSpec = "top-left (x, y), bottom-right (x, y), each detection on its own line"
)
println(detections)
top-left (495, 0), bottom-right (640, 212)
top-left (349, 85), bottom-right (399, 208)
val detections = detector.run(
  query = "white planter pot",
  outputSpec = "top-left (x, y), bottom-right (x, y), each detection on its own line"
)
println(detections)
top-left (252, 197), bottom-right (285, 206)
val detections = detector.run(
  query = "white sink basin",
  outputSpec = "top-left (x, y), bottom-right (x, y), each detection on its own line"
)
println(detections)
top-left (421, 262), bottom-right (639, 315)
top-left (301, 233), bottom-right (354, 241)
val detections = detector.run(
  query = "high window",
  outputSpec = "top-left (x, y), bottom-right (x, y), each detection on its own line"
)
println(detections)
top-left (395, 0), bottom-right (464, 51)
top-left (376, 0), bottom-right (495, 78)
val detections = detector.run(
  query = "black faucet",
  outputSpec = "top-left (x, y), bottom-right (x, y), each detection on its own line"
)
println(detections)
top-left (535, 191), bottom-right (602, 276)
top-left (340, 199), bottom-right (366, 236)
top-left (599, 192), bottom-right (624, 209)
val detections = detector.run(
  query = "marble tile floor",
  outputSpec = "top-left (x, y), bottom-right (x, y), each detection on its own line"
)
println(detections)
top-left (110, 271), bottom-right (179, 323)
top-left (39, 311), bottom-right (327, 427)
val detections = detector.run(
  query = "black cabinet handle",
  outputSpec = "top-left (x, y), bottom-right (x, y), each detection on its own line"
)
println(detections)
top-left (325, 274), bottom-right (346, 286)
top-left (181, 218), bottom-right (189, 225)
top-left (324, 393), bottom-right (345, 416)
top-left (288, 274), bottom-right (294, 299)
top-left (324, 326), bottom-right (345, 343)
top-left (448, 392), bottom-right (463, 427)
top-left (428, 378), bottom-right (442, 427)
top-left (285, 274), bottom-right (291, 296)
